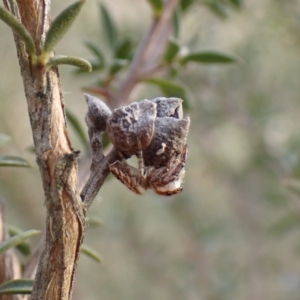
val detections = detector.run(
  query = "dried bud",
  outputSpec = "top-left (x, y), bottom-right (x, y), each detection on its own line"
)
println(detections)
top-left (84, 94), bottom-right (112, 131)
top-left (107, 100), bottom-right (157, 156)
top-left (150, 97), bottom-right (183, 118)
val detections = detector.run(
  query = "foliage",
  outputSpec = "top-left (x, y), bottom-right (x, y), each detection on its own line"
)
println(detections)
top-left (78, 1), bottom-right (239, 106)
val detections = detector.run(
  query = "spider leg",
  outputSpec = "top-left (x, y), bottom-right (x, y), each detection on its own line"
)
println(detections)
top-left (171, 145), bottom-right (188, 176)
top-left (110, 160), bottom-right (147, 194)
top-left (137, 139), bottom-right (145, 179)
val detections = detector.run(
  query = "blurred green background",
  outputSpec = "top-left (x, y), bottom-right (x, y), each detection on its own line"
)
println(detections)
top-left (2, 0), bottom-right (300, 299)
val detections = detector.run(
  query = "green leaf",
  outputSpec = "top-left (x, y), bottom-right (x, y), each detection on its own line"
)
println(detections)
top-left (114, 38), bottom-right (133, 60)
top-left (163, 38), bottom-right (180, 63)
top-left (0, 155), bottom-right (30, 168)
top-left (180, 0), bottom-right (195, 11)
top-left (228, 0), bottom-right (243, 9)
top-left (43, 0), bottom-right (85, 55)
top-left (108, 59), bottom-right (128, 76)
top-left (142, 78), bottom-right (190, 109)
top-left (74, 62), bottom-right (103, 74)
top-left (270, 214), bottom-right (300, 236)
top-left (66, 110), bottom-right (89, 149)
top-left (0, 134), bottom-right (10, 147)
top-left (99, 3), bottom-right (118, 48)
top-left (172, 7), bottom-right (181, 39)
top-left (0, 279), bottom-right (33, 295)
top-left (204, 2), bottom-right (228, 19)
top-left (0, 230), bottom-right (40, 255)
top-left (46, 55), bottom-right (92, 72)
top-left (88, 216), bottom-right (105, 228)
top-left (168, 64), bottom-right (179, 78)
top-left (81, 244), bottom-right (102, 264)
top-left (180, 50), bottom-right (241, 64)
top-left (147, 0), bottom-right (164, 17)
top-left (0, 6), bottom-right (36, 57)
top-left (84, 41), bottom-right (105, 69)
top-left (8, 226), bottom-right (31, 256)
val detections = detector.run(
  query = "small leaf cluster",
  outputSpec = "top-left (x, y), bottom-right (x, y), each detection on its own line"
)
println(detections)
top-left (78, 1), bottom-right (242, 108)
top-left (0, 1), bottom-right (91, 72)
top-left (0, 219), bottom-right (103, 296)
top-left (76, 4), bottom-right (134, 79)
top-left (0, 229), bottom-right (40, 295)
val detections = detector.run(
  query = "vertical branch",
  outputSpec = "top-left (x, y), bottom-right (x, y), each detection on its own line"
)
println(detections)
top-left (2, 1), bottom-right (86, 299)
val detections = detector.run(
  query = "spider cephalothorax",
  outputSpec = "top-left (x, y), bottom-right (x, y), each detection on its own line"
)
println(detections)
top-left (107, 97), bottom-right (190, 196)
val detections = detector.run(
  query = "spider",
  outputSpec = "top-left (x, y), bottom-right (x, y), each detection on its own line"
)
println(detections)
top-left (109, 145), bottom-right (188, 196)
top-left (106, 97), bottom-right (190, 196)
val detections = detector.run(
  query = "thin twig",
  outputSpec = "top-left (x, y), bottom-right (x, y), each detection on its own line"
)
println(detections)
top-left (80, 147), bottom-right (119, 209)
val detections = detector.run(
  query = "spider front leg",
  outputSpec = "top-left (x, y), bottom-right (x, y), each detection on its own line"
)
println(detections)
top-left (110, 139), bottom-right (150, 195)
top-left (109, 159), bottom-right (148, 195)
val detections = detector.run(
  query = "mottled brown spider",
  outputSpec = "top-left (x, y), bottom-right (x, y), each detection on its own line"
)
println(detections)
top-left (107, 97), bottom-right (190, 196)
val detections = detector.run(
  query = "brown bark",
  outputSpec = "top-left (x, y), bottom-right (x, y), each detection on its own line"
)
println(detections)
top-left (3, 1), bottom-right (85, 299)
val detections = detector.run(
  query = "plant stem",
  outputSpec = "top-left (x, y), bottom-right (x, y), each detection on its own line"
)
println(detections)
top-left (3, 1), bottom-right (85, 299)
top-left (114, 0), bottom-right (178, 107)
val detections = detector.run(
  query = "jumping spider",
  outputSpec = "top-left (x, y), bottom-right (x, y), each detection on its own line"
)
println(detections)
top-left (107, 97), bottom-right (190, 196)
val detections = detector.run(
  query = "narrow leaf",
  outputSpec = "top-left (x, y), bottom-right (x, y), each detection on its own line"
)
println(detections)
top-left (81, 244), bottom-right (102, 264)
top-left (0, 279), bottom-right (33, 295)
top-left (114, 38), bottom-right (133, 60)
top-left (84, 40), bottom-right (105, 68)
top-left (0, 6), bottom-right (36, 57)
top-left (0, 155), bottom-right (30, 168)
top-left (180, 0), bottom-right (194, 11)
top-left (172, 6), bottom-right (181, 39)
top-left (99, 3), bottom-right (118, 48)
top-left (8, 226), bottom-right (31, 256)
top-left (0, 230), bottom-right (40, 255)
top-left (163, 38), bottom-right (180, 63)
top-left (66, 110), bottom-right (89, 148)
top-left (43, 0), bottom-right (85, 55)
top-left (74, 62), bottom-right (103, 74)
top-left (0, 134), bottom-right (10, 147)
top-left (180, 50), bottom-right (241, 64)
top-left (46, 55), bottom-right (92, 72)
top-left (204, 2), bottom-right (228, 19)
top-left (147, 0), bottom-right (164, 17)
top-left (109, 59), bottom-right (128, 76)
top-left (229, 0), bottom-right (242, 9)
